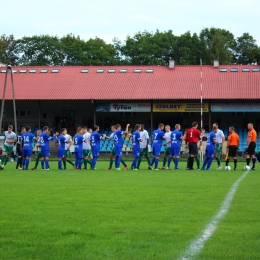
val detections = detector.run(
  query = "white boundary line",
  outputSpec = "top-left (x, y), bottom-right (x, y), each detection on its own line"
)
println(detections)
top-left (179, 170), bottom-right (250, 260)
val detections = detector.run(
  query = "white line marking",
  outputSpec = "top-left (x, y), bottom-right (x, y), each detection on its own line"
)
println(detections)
top-left (179, 170), bottom-right (250, 260)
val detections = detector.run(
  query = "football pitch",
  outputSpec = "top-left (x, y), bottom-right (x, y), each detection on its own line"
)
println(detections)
top-left (0, 161), bottom-right (259, 260)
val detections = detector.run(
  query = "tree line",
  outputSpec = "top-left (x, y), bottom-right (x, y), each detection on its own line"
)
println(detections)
top-left (0, 27), bottom-right (260, 66)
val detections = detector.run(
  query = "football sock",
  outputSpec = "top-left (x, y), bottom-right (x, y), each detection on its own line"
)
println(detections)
top-left (121, 159), bottom-right (127, 167)
top-left (87, 159), bottom-right (92, 165)
top-left (92, 156), bottom-right (98, 169)
top-left (207, 157), bottom-right (213, 169)
top-left (195, 157), bottom-right (200, 169)
top-left (226, 158), bottom-right (229, 166)
top-left (35, 158), bottom-right (39, 169)
top-left (234, 159), bottom-right (237, 169)
top-left (67, 160), bottom-right (74, 166)
top-left (117, 156), bottom-right (122, 168)
top-left (109, 159), bottom-right (113, 168)
top-left (252, 158), bottom-right (256, 168)
top-left (78, 159), bottom-right (82, 169)
top-left (137, 156), bottom-right (142, 168)
top-left (163, 157), bottom-right (167, 167)
top-left (22, 158), bottom-right (25, 168)
top-left (215, 157), bottom-right (221, 166)
top-left (146, 155), bottom-right (151, 165)
top-left (0, 156), bottom-right (5, 165)
top-left (246, 158), bottom-right (250, 166)
top-left (4, 157), bottom-right (8, 166)
top-left (167, 157), bottom-right (172, 168)
top-left (186, 158), bottom-right (189, 168)
top-left (41, 160), bottom-right (45, 169)
top-left (189, 157), bottom-right (194, 169)
top-left (132, 156), bottom-right (138, 168)
top-left (83, 159), bottom-right (87, 169)
top-left (202, 158), bottom-right (208, 169)
top-left (58, 160), bottom-right (62, 169)
top-left (63, 160), bottom-right (66, 169)
top-left (154, 158), bottom-right (159, 169)
top-left (45, 159), bottom-right (49, 169)
top-left (150, 157), bottom-right (155, 167)
top-left (174, 157), bottom-right (179, 169)
top-left (25, 159), bottom-right (29, 170)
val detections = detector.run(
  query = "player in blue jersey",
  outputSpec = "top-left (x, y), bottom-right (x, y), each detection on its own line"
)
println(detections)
top-left (39, 126), bottom-right (58, 170)
top-left (20, 126), bottom-right (36, 170)
top-left (113, 123), bottom-right (130, 170)
top-left (73, 127), bottom-right (84, 170)
top-left (166, 124), bottom-right (183, 170)
top-left (201, 126), bottom-right (217, 170)
top-left (130, 124), bottom-right (143, 170)
top-left (56, 128), bottom-right (68, 170)
top-left (149, 123), bottom-right (165, 170)
top-left (90, 125), bottom-right (106, 170)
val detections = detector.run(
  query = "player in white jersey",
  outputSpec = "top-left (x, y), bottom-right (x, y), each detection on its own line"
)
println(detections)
top-left (0, 125), bottom-right (17, 170)
top-left (63, 128), bottom-right (74, 170)
top-left (161, 125), bottom-right (171, 170)
top-left (83, 127), bottom-right (93, 170)
top-left (213, 123), bottom-right (225, 170)
top-left (137, 124), bottom-right (151, 169)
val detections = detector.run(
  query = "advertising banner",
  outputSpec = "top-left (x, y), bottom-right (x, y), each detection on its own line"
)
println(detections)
top-left (96, 103), bottom-right (151, 112)
top-left (211, 103), bottom-right (260, 112)
top-left (153, 103), bottom-right (209, 112)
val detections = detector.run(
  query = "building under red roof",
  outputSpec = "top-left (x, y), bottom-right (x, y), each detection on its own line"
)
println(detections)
top-left (0, 65), bottom-right (259, 100)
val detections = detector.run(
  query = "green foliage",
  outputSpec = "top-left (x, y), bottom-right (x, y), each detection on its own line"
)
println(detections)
top-left (0, 28), bottom-right (260, 66)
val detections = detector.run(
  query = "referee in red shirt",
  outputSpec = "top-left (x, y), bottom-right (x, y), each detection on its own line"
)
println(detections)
top-left (185, 122), bottom-right (201, 170)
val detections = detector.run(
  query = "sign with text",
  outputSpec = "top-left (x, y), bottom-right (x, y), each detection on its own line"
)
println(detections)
top-left (153, 103), bottom-right (209, 112)
top-left (96, 103), bottom-right (151, 112)
top-left (211, 103), bottom-right (260, 112)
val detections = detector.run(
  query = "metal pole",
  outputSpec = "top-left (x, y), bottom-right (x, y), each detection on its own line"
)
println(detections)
top-left (0, 68), bottom-right (8, 133)
top-left (10, 67), bottom-right (18, 135)
top-left (38, 100), bottom-right (41, 129)
top-left (200, 59), bottom-right (203, 128)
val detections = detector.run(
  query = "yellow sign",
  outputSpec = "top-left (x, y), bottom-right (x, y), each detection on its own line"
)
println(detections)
top-left (153, 103), bottom-right (209, 112)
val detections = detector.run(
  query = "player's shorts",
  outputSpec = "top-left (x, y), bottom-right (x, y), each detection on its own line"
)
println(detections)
top-left (91, 148), bottom-right (100, 157)
top-left (215, 143), bottom-right (223, 154)
top-left (246, 142), bottom-right (256, 156)
top-left (133, 149), bottom-right (140, 157)
top-left (140, 148), bottom-right (149, 156)
top-left (36, 151), bottom-right (42, 158)
top-left (41, 150), bottom-right (50, 157)
top-left (164, 147), bottom-right (171, 156)
top-left (58, 148), bottom-right (65, 158)
top-left (74, 150), bottom-right (83, 159)
top-left (170, 147), bottom-right (180, 156)
top-left (115, 146), bottom-right (122, 156)
top-left (64, 150), bottom-right (70, 157)
top-left (152, 146), bottom-right (161, 156)
top-left (83, 149), bottom-right (92, 156)
top-left (22, 149), bottom-right (32, 157)
top-left (205, 148), bottom-right (214, 158)
top-left (188, 143), bottom-right (198, 155)
top-left (228, 146), bottom-right (237, 157)
top-left (3, 144), bottom-right (13, 155)
top-left (110, 147), bottom-right (115, 155)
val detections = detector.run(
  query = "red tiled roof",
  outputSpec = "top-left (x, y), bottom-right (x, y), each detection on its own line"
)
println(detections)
top-left (0, 65), bottom-right (259, 100)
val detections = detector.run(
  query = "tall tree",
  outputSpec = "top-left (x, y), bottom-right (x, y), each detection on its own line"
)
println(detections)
top-left (0, 34), bottom-right (18, 65)
top-left (235, 33), bottom-right (260, 64)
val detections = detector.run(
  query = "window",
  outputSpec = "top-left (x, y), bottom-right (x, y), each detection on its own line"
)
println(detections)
top-left (81, 69), bottom-right (89, 73)
top-left (134, 69), bottom-right (142, 73)
top-left (146, 69), bottom-right (154, 73)
top-left (108, 69), bottom-right (116, 73)
top-left (19, 69), bottom-right (27, 73)
top-left (96, 69), bottom-right (104, 73)
top-left (16, 110), bottom-right (31, 117)
top-left (12, 70), bottom-right (18, 73)
top-left (1, 70), bottom-right (6, 73)
top-left (51, 69), bottom-right (59, 73)
top-left (242, 68), bottom-right (250, 72)
top-left (29, 69), bottom-right (37, 73)
top-left (230, 68), bottom-right (238, 72)
top-left (252, 68), bottom-right (260, 72)
top-left (120, 112), bottom-right (136, 117)
top-left (219, 68), bottom-right (227, 72)
top-left (40, 69), bottom-right (48, 73)
top-left (119, 69), bottom-right (127, 73)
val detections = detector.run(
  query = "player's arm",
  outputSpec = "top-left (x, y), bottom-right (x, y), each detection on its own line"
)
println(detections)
top-left (101, 134), bottom-right (106, 140)
top-left (20, 137), bottom-right (23, 151)
top-left (213, 137), bottom-right (217, 144)
top-left (185, 130), bottom-right (189, 144)
top-left (123, 124), bottom-right (130, 134)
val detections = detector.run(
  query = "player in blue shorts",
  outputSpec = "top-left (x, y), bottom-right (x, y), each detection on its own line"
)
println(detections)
top-left (166, 124), bottom-right (183, 170)
top-left (20, 126), bottom-right (36, 170)
top-left (56, 128), bottom-right (67, 170)
top-left (113, 124), bottom-right (130, 170)
top-left (149, 123), bottom-right (165, 170)
top-left (201, 126), bottom-right (217, 170)
top-left (74, 127), bottom-right (84, 170)
top-left (130, 124), bottom-right (143, 170)
top-left (39, 126), bottom-right (58, 170)
top-left (90, 125), bottom-right (105, 170)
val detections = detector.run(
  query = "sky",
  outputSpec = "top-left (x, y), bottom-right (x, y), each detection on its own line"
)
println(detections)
top-left (1, 0), bottom-right (260, 44)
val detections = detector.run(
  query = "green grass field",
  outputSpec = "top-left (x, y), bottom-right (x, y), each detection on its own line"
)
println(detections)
top-left (0, 160), bottom-right (259, 260)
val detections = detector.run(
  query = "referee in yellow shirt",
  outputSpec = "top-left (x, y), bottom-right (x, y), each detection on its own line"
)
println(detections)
top-left (246, 123), bottom-right (257, 170)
